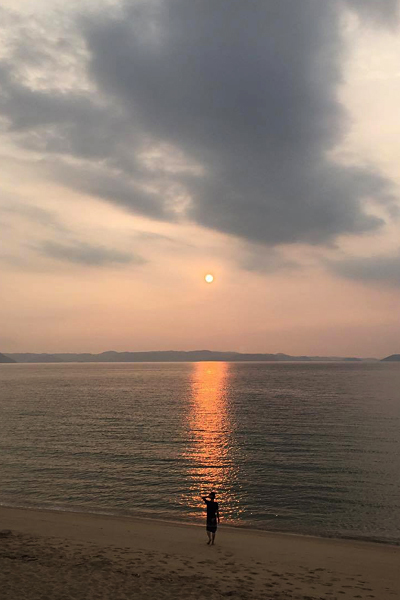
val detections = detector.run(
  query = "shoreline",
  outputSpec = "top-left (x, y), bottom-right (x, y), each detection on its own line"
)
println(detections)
top-left (1, 500), bottom-right (399, 548)
top-left (1, 505), bottom-right (399, 600)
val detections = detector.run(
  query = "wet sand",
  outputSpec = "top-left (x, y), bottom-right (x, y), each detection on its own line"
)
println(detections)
top-left (0, 506), bottom-right (399, 600)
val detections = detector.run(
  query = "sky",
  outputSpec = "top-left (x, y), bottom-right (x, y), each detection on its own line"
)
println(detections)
top-left (1, 0), bottom-right (400, 358)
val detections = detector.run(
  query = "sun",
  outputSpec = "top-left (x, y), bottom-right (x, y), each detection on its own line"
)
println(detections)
top-left (205, 274), bottom-right (214, 283)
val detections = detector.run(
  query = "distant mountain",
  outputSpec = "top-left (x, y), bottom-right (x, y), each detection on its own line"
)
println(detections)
top-left (381, 354), bottom-right (400, 362)
top-left (5, 353), bottom-right (66, 363)
top-left (5, 350), bottom-right (374, 363)
top-left (0, 352), bottom-right (16, 363)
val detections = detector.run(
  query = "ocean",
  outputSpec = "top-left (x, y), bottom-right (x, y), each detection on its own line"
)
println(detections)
top-left (1, 361), bottom-right (399, 544)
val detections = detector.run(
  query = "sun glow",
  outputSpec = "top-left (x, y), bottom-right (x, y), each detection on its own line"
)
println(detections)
top-left (182, 362), bottom-right (240, 522)
top-left (205, 274), bottom-right (214, 283)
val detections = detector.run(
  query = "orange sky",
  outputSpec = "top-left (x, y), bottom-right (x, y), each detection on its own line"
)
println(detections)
top-left (1, 2), bottom-right (400, 358)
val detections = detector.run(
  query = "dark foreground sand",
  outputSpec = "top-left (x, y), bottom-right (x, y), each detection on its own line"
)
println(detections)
top-left (0, 506), bottom-right (399, 600)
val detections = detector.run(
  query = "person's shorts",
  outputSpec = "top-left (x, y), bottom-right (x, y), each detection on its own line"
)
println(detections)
top-left (206, 519), bottom-right (217, 533)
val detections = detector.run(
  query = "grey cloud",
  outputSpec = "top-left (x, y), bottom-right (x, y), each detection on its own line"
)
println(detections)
top-left (0, 1), bottom-right (398, 251)
top-left (39, 240), bottom-right (143, 266)
top-left (328, 251), bottom-right (400, 286)
top-left (133, 231), bottom-right (181, 244)
top-left (0, 62), bottom-right (176, 220)
top-left (0, 64), bottom-right (99, 133)
top-left (82, 0), bottom-right (394, 244)
top-left (0, 201), bottom-right (67, 232)
top-left (0, 195), bottom-right (144, 269)
top-left (239, 245), bottom-right (299, 274)
top-left (343, 0), bottom-right (399, 24)
top-left (48, 160), bottom-right (171, 221)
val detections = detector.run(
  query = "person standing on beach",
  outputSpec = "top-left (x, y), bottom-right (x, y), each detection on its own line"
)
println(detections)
top-left (201, 491), bottom-right (220, 545)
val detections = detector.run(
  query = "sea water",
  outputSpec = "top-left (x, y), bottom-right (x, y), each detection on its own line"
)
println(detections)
top-left (1, 361), bottom-right (399, 543)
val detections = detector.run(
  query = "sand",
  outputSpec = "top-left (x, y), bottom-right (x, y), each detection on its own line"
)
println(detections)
top-left (0, 506), bottom-right (399, 600)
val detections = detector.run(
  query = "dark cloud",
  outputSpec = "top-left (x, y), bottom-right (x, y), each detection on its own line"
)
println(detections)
top-left (39, 240), bottom-right (143, 266)
top-left (328, 251), bottom-right (400, 286)
top-left (48, 160), bottom-right (172, 220)
top-left (0, 59), bottom-right (178, 220)
top-left (343, 0), bottom-right (399, 24)
top-left (0, 1), bottom-right (398, 249)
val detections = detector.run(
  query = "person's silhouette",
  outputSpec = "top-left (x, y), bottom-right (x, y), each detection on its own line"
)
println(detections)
top-left (201, 491), bottom-right (220, 545)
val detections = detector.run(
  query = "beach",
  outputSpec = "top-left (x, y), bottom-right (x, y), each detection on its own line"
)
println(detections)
top-left (0, 506), bottom-right (398, 600)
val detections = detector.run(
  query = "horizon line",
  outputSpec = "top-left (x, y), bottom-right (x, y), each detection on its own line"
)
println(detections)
top-left (3, 349), bottom-right (395, 361)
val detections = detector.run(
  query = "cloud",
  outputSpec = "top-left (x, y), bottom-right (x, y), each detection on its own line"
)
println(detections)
top-left (0, 193), bottom-right (145, 271)
top-left (48, 160), bottom-right (172, 221)
top-left (133, 230), bottom-right (184, 245)
top-left (343, 0), bottom-right (399, 25)
top-left (327, 250), bottom-right (400, 286)
top-left (238, 245), bottom-right (299, 274)
top-left (0, 1), bottom-right (398, 250)
top-left (0, 201), bottom-right (67, 232)
top-left (38, 240), bottom-right (143, 266)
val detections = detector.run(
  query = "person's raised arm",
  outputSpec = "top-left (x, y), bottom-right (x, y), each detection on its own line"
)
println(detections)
top-left (201, 495), bottom-right (208, 503)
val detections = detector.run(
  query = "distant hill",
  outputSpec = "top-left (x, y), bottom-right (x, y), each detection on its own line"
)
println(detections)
top-left (5, 350), bottom-right (374, 364)
top-left (0, 352), bottom-right (16, 363)
top-left (381, 354), bottom-right (400, 362)
top-left (5, 353), bottom-right (65, 363)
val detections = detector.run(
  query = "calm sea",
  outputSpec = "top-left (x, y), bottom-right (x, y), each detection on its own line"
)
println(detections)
top-left (1, 362), bottom-right (399, 544)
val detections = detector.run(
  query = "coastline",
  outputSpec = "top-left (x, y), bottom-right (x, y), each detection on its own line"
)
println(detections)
top-left (1, 500), bottom-right (399, 547)
top-left (1, 506), bottom-right (399, 600)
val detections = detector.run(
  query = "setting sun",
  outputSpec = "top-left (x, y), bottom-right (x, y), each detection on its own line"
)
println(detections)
top-left (205, 274), bottom-right (214, 283)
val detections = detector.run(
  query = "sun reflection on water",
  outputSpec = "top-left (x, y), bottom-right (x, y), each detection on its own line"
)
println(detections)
top-left (181, 362), bottom-right (241, 522)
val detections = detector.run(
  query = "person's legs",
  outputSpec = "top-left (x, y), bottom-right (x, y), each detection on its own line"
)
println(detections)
top-left (206, 531), bottom-right (212, 544)
top-left (211, 531), bottom-right (216, 545)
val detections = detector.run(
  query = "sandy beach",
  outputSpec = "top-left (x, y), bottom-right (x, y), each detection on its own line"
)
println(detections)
top-left (0, 506), bottom-right (398, 600)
